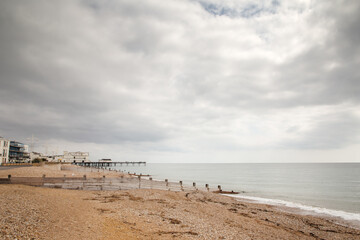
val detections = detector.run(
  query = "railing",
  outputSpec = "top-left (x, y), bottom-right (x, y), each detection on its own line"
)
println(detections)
top-left (10, 143), bottom-right (24, 147)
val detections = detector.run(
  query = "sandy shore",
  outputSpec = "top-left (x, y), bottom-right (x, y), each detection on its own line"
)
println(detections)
top-left (1, 165), bottom-right (360, 239)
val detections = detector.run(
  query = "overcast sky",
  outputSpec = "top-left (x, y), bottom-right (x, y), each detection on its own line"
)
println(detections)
top-left (0, 0), bottom-right (359, 162)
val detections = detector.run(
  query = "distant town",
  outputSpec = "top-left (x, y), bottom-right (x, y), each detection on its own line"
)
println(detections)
top-left (0, 136), bottom-right (89, 165)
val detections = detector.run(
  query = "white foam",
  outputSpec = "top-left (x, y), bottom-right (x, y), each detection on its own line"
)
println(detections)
top-left (225, 194), bottom-right (360, 222)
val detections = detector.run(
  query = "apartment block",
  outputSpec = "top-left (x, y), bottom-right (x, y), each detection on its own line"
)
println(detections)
top-left (9, 141), bottom-right (29, 161)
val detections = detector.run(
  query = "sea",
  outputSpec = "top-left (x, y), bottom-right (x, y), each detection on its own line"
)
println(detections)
top-left (111, 163), bottom-right (360, 225)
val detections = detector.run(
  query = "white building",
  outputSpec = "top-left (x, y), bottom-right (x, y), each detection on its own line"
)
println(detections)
top-left (0, 137), bottom-right (10, 165)
top-left (63, 151), bottom-right (89, 163)
top-left (46, 155), bottom-right (64, 162)
top-left (29, 152), bottom-right (43, 161)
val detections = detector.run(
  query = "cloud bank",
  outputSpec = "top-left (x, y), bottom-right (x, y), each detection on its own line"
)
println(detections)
top-left (0, 0), bottom-right (359, 162)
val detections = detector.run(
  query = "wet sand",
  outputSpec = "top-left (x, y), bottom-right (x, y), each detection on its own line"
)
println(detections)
top-left (0, 165), bottom-right (359, 239)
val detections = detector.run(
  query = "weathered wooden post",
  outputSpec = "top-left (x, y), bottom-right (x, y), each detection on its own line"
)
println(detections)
top-left (165, 179), bottom-right (168, 188)
top-left (179, 181), bottom-right (183, 191)
top-left (42, 174), bottom-right (46, 186)
top-left (8, 175), bottom-right (11, 182)
top-left (149, 177), bottom-right (153, 189)
top-left (218, 185), bottom-right (222, 192)
top-left (205, 184), bottom-right (209, 192)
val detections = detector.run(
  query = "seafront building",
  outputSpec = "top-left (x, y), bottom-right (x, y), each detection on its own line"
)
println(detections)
top-left (9, 141), bottom-right (29, 162)
top-left (1, 136), bottom-right (90, 164)
top-left (46, 154), bottom-right (64, 162)
top-left (63, 151), bottom-right (89, 163)
top-left (0, 137), bottom-right (10, 165)
top-left (29, 151), bottom-right (43, 160)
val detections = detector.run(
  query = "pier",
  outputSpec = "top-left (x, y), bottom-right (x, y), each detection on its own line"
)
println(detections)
top-left (73, 161), bottom-right (146, 167)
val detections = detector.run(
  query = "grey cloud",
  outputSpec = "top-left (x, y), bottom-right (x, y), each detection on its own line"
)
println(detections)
top-left (174, 1), bottom-right (360, 111)
top-left (282, 113), bottom-right (360, 149)
top-left (0, 0), bottom-right (168, 144)
top-left (272, 2), bottom-right (360, 108)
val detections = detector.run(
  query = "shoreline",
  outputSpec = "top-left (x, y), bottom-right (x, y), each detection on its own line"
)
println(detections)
top-left (1, 164), bottom-right (360, 239)
top-left (227, 194), bottom-right (360, 230)
top-left (224, 194), bottom-right (360, 230)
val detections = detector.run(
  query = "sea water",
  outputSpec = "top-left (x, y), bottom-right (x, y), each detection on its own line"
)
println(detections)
top-left (111, 163), bottom-right (360, 223)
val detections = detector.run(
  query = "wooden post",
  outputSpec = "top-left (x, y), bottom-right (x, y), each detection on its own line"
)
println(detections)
top-left (8, 175), bottom-right (11, 180)
top-left (179, 181), bottom-right (183, 191)
top-left (42, 174), bottom-right (46, 186)
top-left (205, 184), bottom-right (209, 191)
top-left (138, 175), bottom-right (141, 189)
top-left (165, 179), bottom-right (168, 187)
top-left (218, 185), bottom-right (222, 192)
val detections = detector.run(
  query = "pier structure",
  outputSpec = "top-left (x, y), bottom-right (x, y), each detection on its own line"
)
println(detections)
top-left (73, 161), bottom-right (146, 167)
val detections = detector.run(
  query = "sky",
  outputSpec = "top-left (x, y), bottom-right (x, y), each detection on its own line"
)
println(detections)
top-left (0, 0), bottom-right (359, 162)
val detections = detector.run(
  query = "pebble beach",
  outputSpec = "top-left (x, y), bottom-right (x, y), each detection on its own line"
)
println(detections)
top-left (1, 165), bottom-right (360, 240)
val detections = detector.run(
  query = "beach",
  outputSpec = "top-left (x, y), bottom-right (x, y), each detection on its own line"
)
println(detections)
top-left (1, 165), bottom-right (360, 240)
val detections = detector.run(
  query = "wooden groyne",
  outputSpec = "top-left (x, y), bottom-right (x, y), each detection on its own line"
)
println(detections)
top-left (0, 174), bottom-right (238, 194)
